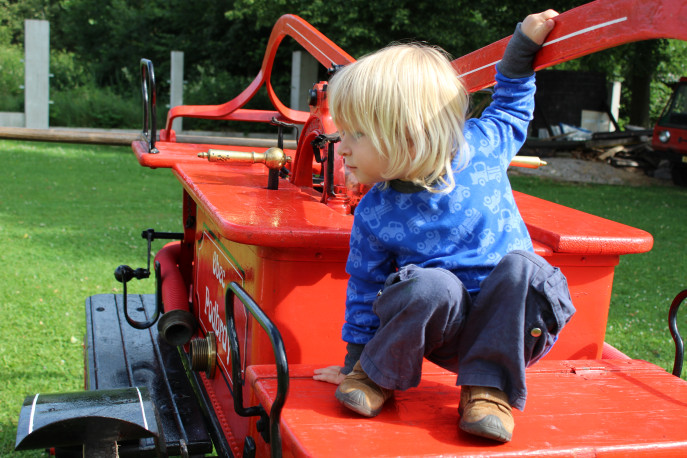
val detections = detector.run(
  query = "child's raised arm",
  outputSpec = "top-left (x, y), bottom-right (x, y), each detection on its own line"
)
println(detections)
top-left (521, 9), bottom-right (558, 45)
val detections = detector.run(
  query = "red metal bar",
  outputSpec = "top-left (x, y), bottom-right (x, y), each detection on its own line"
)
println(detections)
top-left (162, 15), bottom-right (354, 138)
top-left (453, 0), bottom-right (687, 92)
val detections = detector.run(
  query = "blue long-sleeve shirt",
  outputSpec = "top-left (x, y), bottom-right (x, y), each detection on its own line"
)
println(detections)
top-left (342, 69), bottom-right (536, 344)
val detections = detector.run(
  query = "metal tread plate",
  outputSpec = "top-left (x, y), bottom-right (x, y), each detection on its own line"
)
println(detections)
top-left (85, 293), bottom-right (212, 456)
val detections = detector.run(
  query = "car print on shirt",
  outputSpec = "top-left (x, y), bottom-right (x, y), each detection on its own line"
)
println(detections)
top-left (408, 202), bottom-right (441, 234)
top-left (350, 224), bottom-right (363, 246)
top-left (449, 184), bottom-right (471, 213)
top-left (394, 193), bottom-right (414, 210)
top-left (508, 237), bottom-right (530, 252)
top-left (379, 221), bottom-right (406, 242)
top-left (478, 136), bottom-right (502, 158)
top-left (477, 228), bottom-right (496, 255)
top-left (497, 208), bottom-right (521, 233)
top-left (470, 161), bottom-right (502, 186)
top-left (360, 199), bottom-right (393, 229)
top-left (349, 247), bottom-right (363, 269)
top-left (448, 208), bottom-right (482, 245)
top-left (417, 230), bottom-right (442, 255)
top-left (483, 189), bottom-right (502, 214)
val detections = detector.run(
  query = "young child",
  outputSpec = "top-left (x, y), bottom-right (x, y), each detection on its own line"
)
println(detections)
top-left (314, 10), bottom-right (575, 443)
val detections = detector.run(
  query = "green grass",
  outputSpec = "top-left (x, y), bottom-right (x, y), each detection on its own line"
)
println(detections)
top-left (0, 140), bottom-right (686, 455)
top-left (0, 140), bottom-right (182, 456)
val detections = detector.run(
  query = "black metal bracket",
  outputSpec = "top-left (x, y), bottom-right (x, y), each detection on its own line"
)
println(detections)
top-left (310, 133), bottom-right (339, 164)
top-left (269, 118), bottom-right (297, 189)
top-left (114, 229), bottom-right (184, 329)
top-left (311, 133), bottom-right (340, 198)
top-left (140, 58), bottom-right (158, 153)
top-left (225, 282), bottom-right (289, 458)
top-left (669, 289), bottom-right (687, 376)
top-left (327, 63), bottom-right (345, 76)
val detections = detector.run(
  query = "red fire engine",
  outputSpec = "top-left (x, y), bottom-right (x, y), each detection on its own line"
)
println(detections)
top-left (15, 0), bottom-right (687, 456)
top-left (652, 77), bottom-right (687, 185)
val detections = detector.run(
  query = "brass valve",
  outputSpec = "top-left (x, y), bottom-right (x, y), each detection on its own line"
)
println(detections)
top-left (190, 331), bottom-right (217, 378)
top-left (198, 146), bottom-right (291, 170)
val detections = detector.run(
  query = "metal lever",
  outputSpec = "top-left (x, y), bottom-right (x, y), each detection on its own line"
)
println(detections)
top-left (270, 118), bottom-right (297, 188)
top-left (114, 229), bottom-right (184, 330)
top-left (311, 133), bottom-right (340, 164)
top-left (198, 147), bottom-right (291, 170)
top-left (139, 59), bottom-right (158, 153)
top-left (311, 133), bottom-right (341, 203)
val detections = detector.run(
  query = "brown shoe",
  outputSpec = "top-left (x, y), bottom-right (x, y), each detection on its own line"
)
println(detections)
top-left (458, 386), bottom-right (514, 442)
top-left (335, 361), bottom-right (393, 417)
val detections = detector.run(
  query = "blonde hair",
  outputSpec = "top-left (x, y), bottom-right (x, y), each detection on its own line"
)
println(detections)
top-left (328, 43), bottom-right (469, 192)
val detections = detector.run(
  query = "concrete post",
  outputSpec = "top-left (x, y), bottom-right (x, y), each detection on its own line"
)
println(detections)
top-left (170, 51), bottom-right (184, 132)
top-left (290, 51), bottom-right (319, 112)
top-left (24, 19), bottom-right (50, 129)
top-left (609, 81), bottom-right (622, 132)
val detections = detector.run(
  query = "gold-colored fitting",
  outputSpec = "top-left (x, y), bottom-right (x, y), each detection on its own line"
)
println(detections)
top-left (509, 156), bottom-right (547, 169)
top-left (198, 147), bottom-right (291, 170)
top-left (190, 331), bottom-right (217, 378)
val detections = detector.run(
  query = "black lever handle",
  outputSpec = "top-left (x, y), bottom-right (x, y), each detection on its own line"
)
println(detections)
top-left (114, 229), bottom-right (183, 329)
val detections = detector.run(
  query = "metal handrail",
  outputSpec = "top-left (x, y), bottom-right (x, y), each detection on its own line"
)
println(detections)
top-left (669, 289), bottom-right (687, 377)
top-left (140, 59), bottom-right (158, 153)
top-left (225, 282), bottom-right (289, 458)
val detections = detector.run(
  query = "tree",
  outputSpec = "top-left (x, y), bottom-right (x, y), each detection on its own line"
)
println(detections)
top-left (2, 0), bottom-right (686, 127)
top-left (223, 0), bottom-right (599, 57)
top-left (222, 0), bottom-right (687, 127)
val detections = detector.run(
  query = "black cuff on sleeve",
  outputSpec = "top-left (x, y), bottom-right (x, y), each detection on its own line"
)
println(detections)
top-left (342, 342), bottom-right (365, 374)
top-left (497, 22), bottom-right (542, 79)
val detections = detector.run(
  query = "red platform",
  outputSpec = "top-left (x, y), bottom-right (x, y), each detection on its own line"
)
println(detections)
top-left (249, 360), bottom-right (687, 457)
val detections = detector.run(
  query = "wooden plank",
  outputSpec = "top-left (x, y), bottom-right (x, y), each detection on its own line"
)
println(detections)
top-left (0, 126), bottom-right (297, 149)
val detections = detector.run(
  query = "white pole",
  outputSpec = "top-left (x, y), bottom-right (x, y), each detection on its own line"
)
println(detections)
top-left (170, 51), bottom-right (184, 133)
top-left (24, 20), bottom-right (50, 129)
top-left (290, 50), bottom-right (318, 112)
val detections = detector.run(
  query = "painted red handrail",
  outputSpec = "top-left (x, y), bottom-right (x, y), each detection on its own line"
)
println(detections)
top-left (454, 0), bottom-right (687, 91)
top-left (161, 15), bottom-right (354, 139)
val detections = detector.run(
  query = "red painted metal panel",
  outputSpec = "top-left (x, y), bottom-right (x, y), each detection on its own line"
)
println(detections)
top-left (250, 360), bottom-right (687, 457)
top-left (515, 192), bottom-right (653, 255)
top-left (172, 162), bottom-right (352, 250)
top-left (171, 161), bottom-right (652, 254)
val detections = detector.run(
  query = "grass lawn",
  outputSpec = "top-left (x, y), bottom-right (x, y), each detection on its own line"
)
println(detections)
top-left (1, 139), bottom-right (686, 456)
top-left (0, 140), bottom-right (181, 456)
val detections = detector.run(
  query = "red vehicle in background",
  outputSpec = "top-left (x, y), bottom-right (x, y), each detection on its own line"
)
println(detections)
top-left (14, 0), bottom-right (687, 457)
top-left (652, 77), bottom-right (687, 185)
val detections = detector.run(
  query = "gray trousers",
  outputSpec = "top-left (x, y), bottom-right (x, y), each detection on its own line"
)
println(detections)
top-left (358, 250), bottom-right (575, 411)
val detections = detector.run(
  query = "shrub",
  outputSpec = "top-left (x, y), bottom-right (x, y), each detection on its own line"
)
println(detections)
top-left (50, 85), bottom-right (141, 129)
top-left (0, 44), bottom-right (24, 111)
top-left (181, 64), bottom-right (290, 134)
top-left (50, 49), bottom-right (93, 92)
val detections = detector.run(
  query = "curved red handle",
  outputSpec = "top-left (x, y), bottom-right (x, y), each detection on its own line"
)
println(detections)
top-left (453, 0), bottom-right (687, 92)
